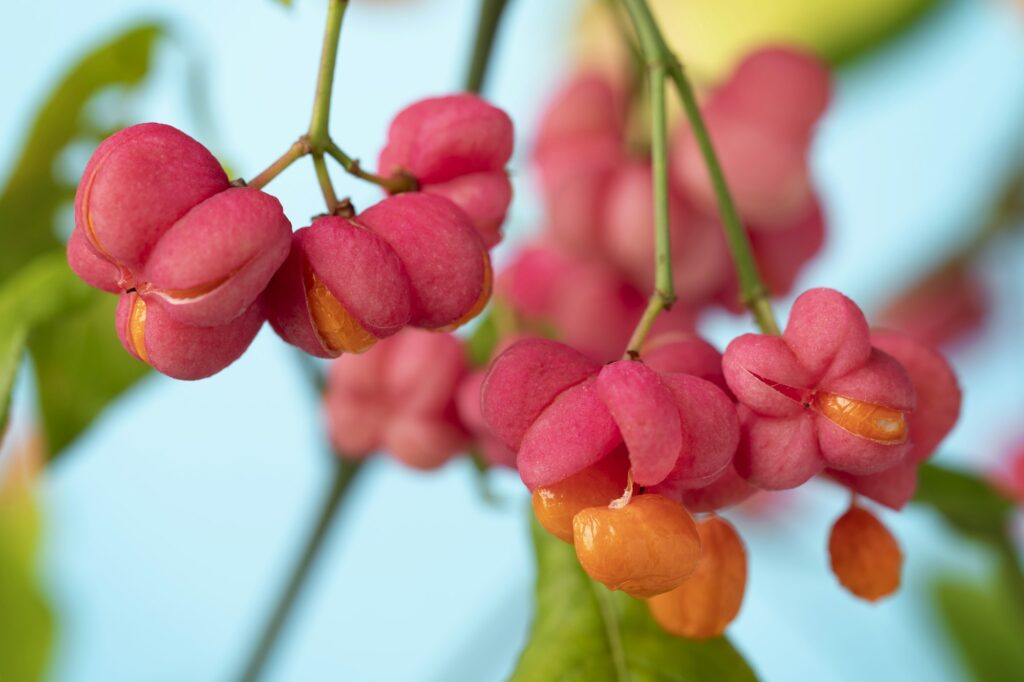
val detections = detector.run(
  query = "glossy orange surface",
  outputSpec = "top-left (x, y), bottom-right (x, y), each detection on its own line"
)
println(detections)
top-left (532, 454), bottom-right (630, 543)
top-left (305, 268), bottom-right (377, 354)
top-left (128, 295), bottom-right (149, 364)
top-left (829, 505), bottom-right (902, 601)
top-left (647, 515), bottom-right (747, 639)
top-left (814, 392), bottom-right (907, 443)
top-left (573, 494), bottom-right (701, 598)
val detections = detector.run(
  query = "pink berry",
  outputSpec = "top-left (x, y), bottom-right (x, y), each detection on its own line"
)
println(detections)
top-left (262, 217), bottom-right (412, 358)
top-left (324, 329), bottom-right (469, 469)
top-left (378, 94), bottom-right (514, 247)
top-left (74, 123), bottom-right (229, 279)
top-left (723, 288), bottom-right (918, 488)
top-left (115, 292), bottom-right (263, 381)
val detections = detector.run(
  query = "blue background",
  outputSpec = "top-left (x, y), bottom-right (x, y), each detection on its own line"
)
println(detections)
top-left (1, 0), bottom-right (1023, 680)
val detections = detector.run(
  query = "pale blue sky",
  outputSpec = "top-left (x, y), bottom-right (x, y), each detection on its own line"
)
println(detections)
top-left (2, 1), bottom-right (1023, 680)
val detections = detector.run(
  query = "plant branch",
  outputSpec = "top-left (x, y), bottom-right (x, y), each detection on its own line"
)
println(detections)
top-left (311, 153), bottom-right (339, 212)
top-left (621, 0), bottom-right (780, 336)
top-left (236, 457), bottom-right (365, 682)
top-left (621, 5), bottom-right (674, 358)
top-left (465, 0), bottom-right (511, 94)
top-left (324, 140), bottom-right (417, 193)
top-left (307, 0), bottom-right (349, 150)
top-left (247, 138), bottom-right (308, 189)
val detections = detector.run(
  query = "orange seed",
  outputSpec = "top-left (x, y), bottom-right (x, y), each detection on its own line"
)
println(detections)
top-left (828, 504), bottom-right (902, 601)
top-left (532, 454), bottom-right (630, 543)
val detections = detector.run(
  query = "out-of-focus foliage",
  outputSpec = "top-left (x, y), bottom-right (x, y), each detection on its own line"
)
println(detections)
top-left (0, 25), bottom-right (166, 457)
top-left (0, 470), bottom-right (53, 682)
top-left (510, 518), bottom-right (758, 682)
top-left (933, 575), bottom-right (1024, 682)
top-left (914, 462), bottom-right (1015, 541)
top-left (577, 0), bottom-right (941, 86)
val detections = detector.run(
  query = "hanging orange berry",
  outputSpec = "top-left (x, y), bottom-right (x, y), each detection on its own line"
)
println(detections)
top-left (573, 494), bottom-right (701, 598)
top-left (532, 453), bottom-right (631, 543)
top-left (648, 515), bottom-right (747, 639)
top-left (828, 504), bottom-right (902, 601)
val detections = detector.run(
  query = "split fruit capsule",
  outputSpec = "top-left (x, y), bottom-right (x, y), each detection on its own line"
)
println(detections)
top-left (647, 515), bottom-right (747, 639)
top-left (573, 494), bottom-right (701, 598)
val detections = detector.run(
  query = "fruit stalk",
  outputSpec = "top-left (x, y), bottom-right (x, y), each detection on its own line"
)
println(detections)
top-left (465, 0), bottom-right (511, 94)
top-left (236, 457), bottom-right (364, 682)
top-left (621, 0), bottom-right (780, 336)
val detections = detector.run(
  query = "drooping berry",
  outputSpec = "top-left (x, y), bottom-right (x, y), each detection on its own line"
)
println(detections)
top-left (648, 515), bottom-right (747, 639)
top-left (828, 505), bottom-right (902, 602)
top-left (70, 123), bottom-right (292, 380)
top-left (324, 329), bottom-right (469, 469)
top-left (723, 288), bottom-right (917, 489)
top-left (573, 494), bottom-right (701, 598)
top-left (378, 94), bottom-right (514, 247)
top-left (532, 452), bottom-right (630, 543)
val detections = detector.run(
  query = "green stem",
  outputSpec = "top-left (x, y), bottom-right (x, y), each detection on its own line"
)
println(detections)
top-left (324, 140), bottom-right (417, 193)
top-left (247, 138), bottom-right (308, 189)
top-left (465, 0), bottom-right (511, 94)
top-left (311, 153), bottom-right (339, 212)
top-left (307, 0), bottom-right (348, 150)
top-left (621, 6), bottom-right (674, 358)
top-left (621, 0), bottom-right (780, 336)
top-left (236, 457), bottom-right (365, 682)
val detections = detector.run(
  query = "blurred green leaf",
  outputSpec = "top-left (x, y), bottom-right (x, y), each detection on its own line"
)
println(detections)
top-left (933, 575), bottom-right (1024, 682)
top-left (0, 252), bottom-right (94, 432)
top-left (29, 290), bottom-right (149, 457)
top-left (913, 462), bottom-right (1014, 541)
top-left (466, 312), bottom-right (498, 368)
top-left (0, 24), bottom-right (166, 457)
top-left (0, 23), bottom-right (165, 281)
top-left (511, 519), bottom-right (758, 682)
top-left (0, 492), bottom-right (54, 682)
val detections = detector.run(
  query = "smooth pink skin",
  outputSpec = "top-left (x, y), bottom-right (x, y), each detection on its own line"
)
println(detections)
top-left (641, 333), bottom-right (728, 393)
top-left (829, 460), bottom-right (919, 510)
top-left (602, 162), bottom-right (730, 304)
top-left (879, 267), bottom-right (987, 348)
top-left (537, 138), bottom-right (621, 258)
top-left (455, 370), bottom-right (518, 468)
top-left (657, 465), bottom-right (758, 513)
top-left (533, 72), bottom-right (624, 159)
top-left (358, 193), bottom-right (486, 330)
top-left (424, 171), bottom-right (511, 248)
top-left (659, 373), bottom-right (741, 487)
top-left (262, 220), bottom-right (412, 358)
top-left (480, 338), bottom-right (599, 451)
top-left (325, 329), bottom-right (469, 468)
top-left (596, 361), bottom-right (682, 486)
top-left (75, 123), bottom-right (229, 277)
top-left (674, 113), bottom-right (812, 231)
top-left (736, 409), bottom-right (823, 490)
top-left (713, 47), bottom-right (831, 140)
top-left (67, 227), bottom-right (121, 293)
top-left (116, 293), bottom-right (263, 381)
top-left (784, 287), bottom-right (872, 384)
top-left (141, 187), bottom-right (291, 327)
top-left (378, 94), bottom-right (513, 184)
top-left (516, 378), bottom-right (621, 490)
top-left (871, 330), bottom-right (961, 462)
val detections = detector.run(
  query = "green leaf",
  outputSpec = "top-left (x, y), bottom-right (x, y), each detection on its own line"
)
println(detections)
top-left (28, 290), bottom-right (149, 457)
top-left (511, 519), bottom-right (758, 682)
top-left (466, 312), bottom-right (498, 368)
top-left (932, 575), bottom-right (1024, 682)
top-left (912, 462), bottom-right (1014, 541)
top-left (0, 23), bottom-right (166, 282)
top-left (0, 252), bottom-right (94, 431)
top-left (0, 491), bottom-right (54, 682)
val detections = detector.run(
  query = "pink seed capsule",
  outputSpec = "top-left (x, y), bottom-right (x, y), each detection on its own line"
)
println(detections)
top-left (813, 392), bottom-right (907, 444)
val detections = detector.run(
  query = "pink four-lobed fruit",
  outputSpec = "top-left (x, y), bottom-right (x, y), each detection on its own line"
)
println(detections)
top-left (721, 288), bottom-right (961, 491)
top-left (263, 192), bottom-right (491, 358)
top-left (378, 94), bottom-right (514, 248)
top-left (480, 338), bottom-right (740, 492)
top-left (68, 123), bottom-right (292, 380)
top-left (324, 329), bottom-right (470, 469)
